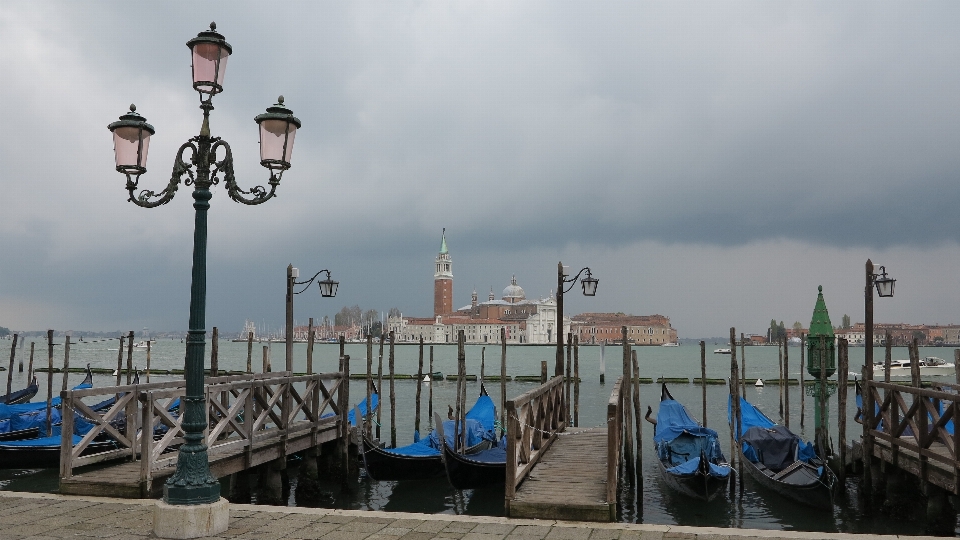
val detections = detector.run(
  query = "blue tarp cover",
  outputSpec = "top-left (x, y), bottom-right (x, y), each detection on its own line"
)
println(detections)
top-left (730, 396), bottom-right (816, 470)
top-left (655, 399), bottom-right (728, 476)
top-left (0, 433), bottom-right (82, 448)
top-left (348, 393), bottom-right (380, 426)
top-left (385, 391), bottom-right (497, 457)
top-left (383, 437), bottom-right (439, 457)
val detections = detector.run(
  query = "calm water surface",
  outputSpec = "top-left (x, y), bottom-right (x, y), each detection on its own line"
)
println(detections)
top-left (1, 338), bottom-right (957, 535)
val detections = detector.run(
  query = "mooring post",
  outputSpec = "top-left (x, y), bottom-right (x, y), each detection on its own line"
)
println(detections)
top-left (366, 333), bottom-right (373, 438)
top-left (146, 340), bottom-right (152, 383)
top-left (736, 333), bottom-right (744, 397)
top-left (306, 318), bottom-right (315, 375)
top-left (565, 333), bottom-right (572, 424)
top-left (210, 327), bottom-right (219, 377)
top-left (28, 343), bottom-right (34, 382)
top-left (599, 341), bottom-right (605, 384)
top-left (784, 334), bottom-right (789, 429)
top-left (459, 332), bottom-right (468, 453)
top-left (115, 335), bottom-right (124, 387)
top-left (884, 333), bottom-right (892, 383)
top-left (621, 326), bottom-right (634, 465)
top-left (574, 335), bottom-right (580, 427)
top-left (340, 354), bottom-right (351, 482)
top-left (46, 330), bottom-right (54, 438)
top-left (540, 361), bottom-right (547, 384)
top-left (631, 350), bottom-right (641, 466)
top-left (415, 336), bottom-right (424, 436)
top-left (429, 345), bottom-right (434, 430)
top-left (838, 337), bottom-right (848, 488)
top-left (500, 328), bottom-right (507, 433)
top-left (377, 333), bottom-right (384, 440)
top-left (778, 337), bottom-right (784, 420)
top-left (246, 331), bottom-right (253, 374)
top-left (455, 331), bottom-right (465, 453)
top-left (125, 331), bottom-right (134, 384)
top-left (481, 347), bottom-right (485, 382)
top-left (700, 340), bottom-right (707, 427)
top-left (6, 333), bottom-right (16, 397)
top-left (731, 327), bottom-right (743, 493)
top-left (61, 335), bottom-right (71, 392)
top-left (262, 345), bottom-right (269, 373)
top-left (800, 334), bottom-right (806, 427)
top-left (389, 331), bottom-right (397, 448)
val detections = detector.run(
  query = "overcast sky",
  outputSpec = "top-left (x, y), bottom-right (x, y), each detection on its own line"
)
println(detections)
top-left (2, 2), bottom-right (959, 339)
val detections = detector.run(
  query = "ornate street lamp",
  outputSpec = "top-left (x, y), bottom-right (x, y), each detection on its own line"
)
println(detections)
top-left (555, 263), bottom-right (598, 376)
top-left (862, 259), bottom-right (895, 498)
top-left (285, 266), bottom-right (338, 371)
top-left (108, 23), bottom-right (302, 511)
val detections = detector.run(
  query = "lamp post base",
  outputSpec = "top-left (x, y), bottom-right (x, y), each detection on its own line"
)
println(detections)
top-left (154, 497), bottom-right (229, 539)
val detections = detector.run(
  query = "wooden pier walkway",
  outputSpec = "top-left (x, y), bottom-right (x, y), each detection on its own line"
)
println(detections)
top-left (58, 369), bottom-right (351, 498)
top-left (504, 376), bottom-right (623, 522)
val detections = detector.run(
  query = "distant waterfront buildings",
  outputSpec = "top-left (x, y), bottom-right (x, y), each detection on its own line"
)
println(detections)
top-left (387, 231), bottom-right (677, 345)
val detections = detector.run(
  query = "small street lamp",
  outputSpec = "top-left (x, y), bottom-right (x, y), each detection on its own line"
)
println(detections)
top-left (862, 259), bottom-right (896, 501)
top-left (285, 266), bottom-right (338, 371)
top-left (555, 262), bottom-right (598, 376)
top-left (108, 22), bottom-right (302, 521)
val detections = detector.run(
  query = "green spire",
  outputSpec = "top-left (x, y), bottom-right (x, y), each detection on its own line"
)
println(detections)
top-left (808, 285), bottom-right (834, 338)
top-left (439, 228), bottom-right (448, 254)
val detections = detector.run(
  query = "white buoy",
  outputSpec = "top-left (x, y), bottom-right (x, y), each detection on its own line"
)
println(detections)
top-left (423, 375), bottom-right (431, 383)
top-left (112, 369), bottom-right (119, 376)
top-left (755, 378), bottom-right (764, 387)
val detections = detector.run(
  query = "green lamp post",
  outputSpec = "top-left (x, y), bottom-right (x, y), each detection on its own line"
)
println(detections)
top-left (108, 23), bottom-right (302, 506)
top-left (807, 285), bottom-right (836, 379)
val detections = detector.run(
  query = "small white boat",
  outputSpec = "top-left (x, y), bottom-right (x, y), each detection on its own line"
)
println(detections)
top-left (876, 357), bottom-right (956, 377)
top-left (133, 340), bottom-right (156, 348)
top-left (661, 342), bottom-right (679, 347)
top-left (714, 348), bottom-right (731, 354)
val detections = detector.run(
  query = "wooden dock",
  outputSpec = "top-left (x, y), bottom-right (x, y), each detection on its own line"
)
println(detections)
top-left (58, 370), bottom-right (351, 498)
top-left (507, 427), bottom-right (611, 521)
top-left (504, 376), bottom-right (622, 522)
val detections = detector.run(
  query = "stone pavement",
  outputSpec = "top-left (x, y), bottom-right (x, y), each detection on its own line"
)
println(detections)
top-left (0, 491), bottom-right (932, 540)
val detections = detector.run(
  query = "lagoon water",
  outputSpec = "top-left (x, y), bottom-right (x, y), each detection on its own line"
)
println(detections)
top-left (2, 337), bottom-right (958, 535)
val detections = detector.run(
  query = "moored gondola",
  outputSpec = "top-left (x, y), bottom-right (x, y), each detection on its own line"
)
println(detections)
top-left (434, 411), bottom-right (506, 489)
top-left (361, 384), bottom-right (497, 481)
top-left (651, 383), bottom-right (731, 501)
top-left (731, 395), bottom-right (837, 510)
top-left (0, 377), bottom-right (39, 406)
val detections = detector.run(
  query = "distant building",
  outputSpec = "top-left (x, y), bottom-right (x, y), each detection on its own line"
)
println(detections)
top-left (570, 313), bottom-right (677, 345)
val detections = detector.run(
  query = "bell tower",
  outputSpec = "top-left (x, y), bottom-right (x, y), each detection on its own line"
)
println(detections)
top-left (434, 229), bottom-right (453, 317)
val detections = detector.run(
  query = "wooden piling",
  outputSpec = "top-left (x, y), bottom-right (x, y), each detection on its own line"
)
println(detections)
top-left (28, 343), bottom-right (34, 382)
top-left (262, 346), bottom-right (269, 373)
top-left (415, 336), bottom-right (424, 436)
top-left (540, 361), bottom-right (547, 384)
top-left (481, 347), bottom-right (485, 382)
top-left (341, 354), bottom-right (350, 480)
top-left (884, 333), bottom-right (892, 383)
top-left (377, 333), bottom-right (384, 440)
top-left (731, 327), bottom-right (743, 493)
top-left (631, 350), bottom-right (641, 463)
top-left (125, 331), bottom-right (134, 384)
top-left (700, 341), bottom-right (707, 427)
top-left (622, 326), bottom-right (634, 464)
top-left (800, 334), bottom-right (805, 427)
top-left (599, 342), bottom-right (605, 384)
top-left (306, 318), bottom-right (315, 375)
top-left (211, 327), bottom-right (219, 377)
top-left (500, 328), bottom-right (507, 432)
top-left (61, 335), bottom-right (71, 392)
top-left (574, 335), bottom-right (580, 428)
top-left (246, 332), bottom-right (254, 374)
top-left (460, 332), bottom-right (467, 452)
top-left (6, 334), bottom-right (17, 397)
top-left (389, 331), bottom-right (396, 448)
top-left (784, 334), bottom-right (789, 429)
top-left (910, 338), bottom-right (920, 388)
top-left (429, 346), bottom-right (434, 429)
top-left (566, 333), bottom-right (572, 424)
top-left (366, 334), bottom-right (373, 438)
top-left (838, 337), bottom-right (849, 487)
top-left (115, 336), bottom-right (124, 387)
top-left (455, 331), bottom-right (465, 452)
top-left (46, 330), bottom-right (54, 437)
top-left (740, 332), bottom-right (746, 397)
top-left (146, 340), bottom-right (151, 383)
top-left (778, 338), bottom-right (784, 419)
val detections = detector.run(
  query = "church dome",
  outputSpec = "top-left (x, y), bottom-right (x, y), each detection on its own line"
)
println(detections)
top-left (502, 275), bottom-right (525, 303)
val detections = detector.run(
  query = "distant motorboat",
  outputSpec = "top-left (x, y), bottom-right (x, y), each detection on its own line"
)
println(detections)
top-left (874, 357), bottom-right (956, 377)
top-left (661, 342), bottom-right (679, 347)
top-left (133, 340), bottom-right (155, 348)
top-left (714, 348), bottom-right (731, 355)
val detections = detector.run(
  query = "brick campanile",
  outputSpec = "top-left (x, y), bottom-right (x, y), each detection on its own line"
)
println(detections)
top-left (434, 229), bottom-right (453, 317)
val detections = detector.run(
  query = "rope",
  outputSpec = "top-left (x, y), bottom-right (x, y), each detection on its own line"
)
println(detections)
top-left (509, 415), bottom-right (608, 437)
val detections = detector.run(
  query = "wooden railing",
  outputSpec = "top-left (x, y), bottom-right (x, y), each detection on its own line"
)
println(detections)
top-left (862, 377), bottom-right (960, 491)
top-left (606, 376), bottom-right (623, 505)
top-left (505, 375), bottom-right (566, 500)
top-left (59, 370), bottom-right (346, 486)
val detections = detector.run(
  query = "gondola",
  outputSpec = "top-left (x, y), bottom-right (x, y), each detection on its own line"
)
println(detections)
top-left (0, 365), bottom-right (96, 441)
top-left (730, 395), bottom-right (837, 509)
top-left (360, 384), bottom-right (497, 481)
top-left (0, 377), bottom-right (39, 405)
top-left (434, 411), bottom-right (506, 489)
top-left (651, 383), bottom-right (731, 501)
